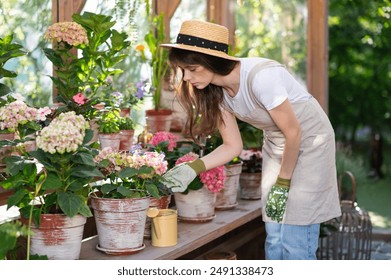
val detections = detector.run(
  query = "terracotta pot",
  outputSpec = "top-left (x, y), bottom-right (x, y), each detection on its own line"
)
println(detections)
top-left (145, 109), bottom-right (173, 134)
top-left (24, 214), bottom-right (87, 260)
top-left (216, 161), bottom-right (243, 210)
top-left (174, 186), bottom-right (216, 223)
top-left (119, 130), bottom-right (135, 151)
top-left (119, 108), bottom-right (131, 117)
top-left (98, 133), bottom-right (121, 151)
top-left (91, 196), bottom-right (150, 255)
top-left (239, 172), bottom-right (262, 200)
top-left (144, 195), bottom-right (171, 238)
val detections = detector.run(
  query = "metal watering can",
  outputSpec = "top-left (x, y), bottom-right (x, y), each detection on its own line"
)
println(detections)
top-left (146, 208), bottom-right (177, 247)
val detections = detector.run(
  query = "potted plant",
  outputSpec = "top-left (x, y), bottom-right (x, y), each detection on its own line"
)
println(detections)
top-left (171, 152), bottom-right (226, 223)
top-left (204, 132), bottom-right (244, 210)
top-left (99, 78), bottom-right (145, 118)
top-left (235, 119), bottom-right (263, 200)
top-left (118, 116), bottom-right (135, 151)
top-left (1, 111), bottom-right (103, 259)
top-left (0, 98), bottom-right (51, 173)
top-left (238, 149), bottom-right (263, 199)
top-left (135, 11), bottom-right (171, 133)
top-left (91, 145), bottom-right (169, 254)
top-left (43, 12), bottom-right (131, 120)
top-left (96, 108), bottom-right (122, 151)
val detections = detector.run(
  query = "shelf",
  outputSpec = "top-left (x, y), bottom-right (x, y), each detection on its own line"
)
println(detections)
top-left (79, 198), bottom-right (262, 260)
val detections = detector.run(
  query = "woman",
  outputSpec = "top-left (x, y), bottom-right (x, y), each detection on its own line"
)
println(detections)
top-left (162, 19), bottom-right (341, 260)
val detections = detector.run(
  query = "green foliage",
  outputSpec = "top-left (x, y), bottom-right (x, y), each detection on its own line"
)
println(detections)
top-left (1, 130), bottom-right (103, 221)
top-left (118, 116), bottom-right (135, 130)
top-left (143, 12), bottom-right (170, 111)
top-left (97, 109), bottom-right (122, 133)
top-left (328, 0), bottom-right (391, 142)
top-left (96, 165), bottom-right (163, 199)
top-left (0, 34), bottom-right (27, 96)
top-left (0, 220), bottom-right (28, 260)
top-left (0, 0), bottom-right (51, 104)
top-left (42, 12), bottom-right (131, 119)
top-left (234, 0), bottom-right (307, 77)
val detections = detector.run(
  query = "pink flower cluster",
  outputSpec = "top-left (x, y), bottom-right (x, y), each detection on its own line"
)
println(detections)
top-left (199, 165), bottom-right (225, 193)
top-left (95, 147), bottom-right (168, 179)
top-left (123, 149), bottom-right (168, 178)
top-left (0, 100), bottom-right (50, 132)
top-left (175, 152), bottom-right (225, 193)
top-left (149, 131), bottom-right (179, 151)
top-left (94, 147), bottom-right (123, 176)
top-left (44, 22), bottom-right (88, 47)
top-left (36, 111), bottom-right (89, 154)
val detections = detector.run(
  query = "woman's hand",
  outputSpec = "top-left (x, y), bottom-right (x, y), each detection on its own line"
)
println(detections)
top-left (163, 159), bottom-right (205, 192)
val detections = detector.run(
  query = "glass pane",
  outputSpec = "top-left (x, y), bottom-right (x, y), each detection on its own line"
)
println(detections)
top-left (170, 0), bottom-right (206, 41)
top-left (0, 0), bottom-right (52, 107)
top-left (234, 0), bottom-right (307, 82)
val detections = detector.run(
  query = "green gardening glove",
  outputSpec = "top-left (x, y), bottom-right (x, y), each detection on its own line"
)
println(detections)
top-left (163, 159), bottom-right (206, 192)
top-left (265, 176), bottom-right (291, 223)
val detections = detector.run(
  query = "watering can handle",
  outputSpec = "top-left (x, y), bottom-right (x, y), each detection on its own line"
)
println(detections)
top-left (152, 218), bottom-right (161, 239)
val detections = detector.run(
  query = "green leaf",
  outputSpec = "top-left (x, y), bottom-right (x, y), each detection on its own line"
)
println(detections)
top-left (100, 183), bottom-right (118, 195)
top-left (71, 151), bottom-right (96, 166)
top-left (118, 167), bottom-right (138, 178)
top-left (0, 221), bottom-right (27, 260)
top-left (57, 192), bottom-right (85, 218)
top-left (145, 183), bottom-right (159, 198)
top-left (78, 204), bottom-right (93, 217)
top-left (6, 188), bottom-right (29, 209)
top-left (41, 172), bottom-right (62, 190)
top-left (42, 48), bottom-right (64, 68)
top-left (0, 83), bottom-right (11, 96)
top-left (117, 185), bottom-right (133, 197)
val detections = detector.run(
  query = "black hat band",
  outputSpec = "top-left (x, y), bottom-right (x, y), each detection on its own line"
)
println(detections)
top-left (176, 34), bottom-right (228, 54)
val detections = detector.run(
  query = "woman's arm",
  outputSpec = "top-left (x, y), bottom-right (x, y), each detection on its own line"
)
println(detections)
top-left (201, 109), bottom-right (243, 170)
top-left (268, 99), bottom-right (302, 179)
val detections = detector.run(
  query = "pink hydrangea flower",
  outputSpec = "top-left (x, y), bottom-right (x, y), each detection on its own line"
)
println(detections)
top-left (95, 147), bottom-right (168, 180)
top-left (149, 131), bottom-right (179, 151)
top-left (175, 152), bottom-right (199, 165)
top-left (44, 22), bottom-right (88, 47)
top-left (200, 166), bottom-right (225, 193)
top-left (0, 100), bottom-right (50, 131)
top-left (175, 152), bottom-right (225, 193)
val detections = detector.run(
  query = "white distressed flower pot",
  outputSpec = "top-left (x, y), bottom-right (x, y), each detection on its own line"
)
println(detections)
top-left (91, 196), bottom-right (150, 255)
top-left (27, 214), bottom-right (86, 260)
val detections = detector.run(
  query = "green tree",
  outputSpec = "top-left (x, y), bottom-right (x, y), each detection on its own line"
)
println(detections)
top-left (328, 0), bottom-right (391, 143)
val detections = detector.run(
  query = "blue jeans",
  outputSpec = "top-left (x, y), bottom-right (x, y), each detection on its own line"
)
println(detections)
top-left (265, 222), bottom-right (320, 260)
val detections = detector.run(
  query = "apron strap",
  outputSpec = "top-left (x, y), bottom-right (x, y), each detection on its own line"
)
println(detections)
top-left (222, 59), bottom-right (284, 114)
top-left (247, 59), bottom-right (284, 109)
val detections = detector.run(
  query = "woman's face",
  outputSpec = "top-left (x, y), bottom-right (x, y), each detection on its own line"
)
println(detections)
top-left (178, 63), bottom-right (214, 89)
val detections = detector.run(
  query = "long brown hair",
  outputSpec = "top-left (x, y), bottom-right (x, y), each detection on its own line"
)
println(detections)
top-left (168, 48), bottom-right (238, 140)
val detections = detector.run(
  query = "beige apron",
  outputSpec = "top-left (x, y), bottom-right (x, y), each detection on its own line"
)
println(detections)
top-left (228, 60), bottom-right (341, 225)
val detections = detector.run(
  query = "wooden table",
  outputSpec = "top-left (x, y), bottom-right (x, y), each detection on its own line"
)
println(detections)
top-left (79, 198), bottom-right (262, 260)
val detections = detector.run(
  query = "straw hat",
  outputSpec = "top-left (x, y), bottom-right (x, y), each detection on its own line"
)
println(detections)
top-left (160, 20), bottom-right (239, 61)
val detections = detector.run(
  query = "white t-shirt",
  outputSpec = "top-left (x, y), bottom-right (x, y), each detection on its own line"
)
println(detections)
top-left (223, 57), bottom-right (311, 116)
